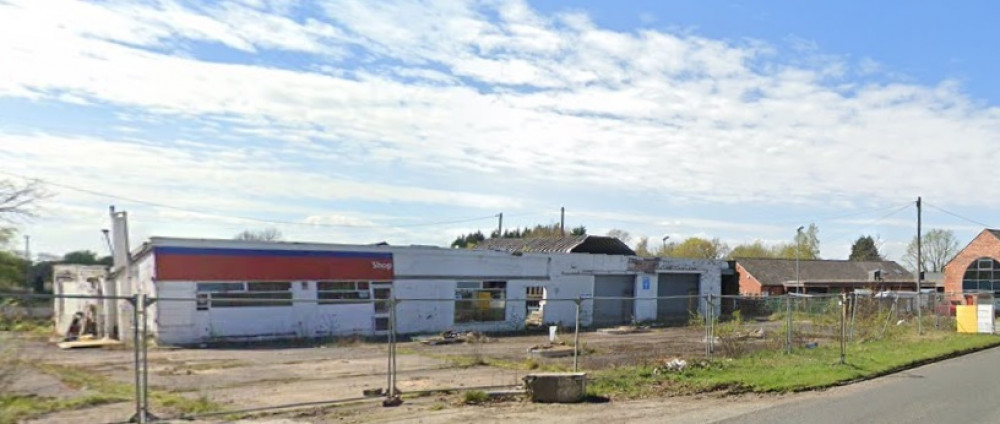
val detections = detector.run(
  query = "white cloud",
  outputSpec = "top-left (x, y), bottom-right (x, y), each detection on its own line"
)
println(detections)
top-left (3, 0), bottom-right (1000, 256)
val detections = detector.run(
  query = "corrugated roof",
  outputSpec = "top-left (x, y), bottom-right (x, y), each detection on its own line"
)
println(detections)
top-left (474, 235), bottom-right (636, 255)
top-left (737, 258), bottom-right (913, 286)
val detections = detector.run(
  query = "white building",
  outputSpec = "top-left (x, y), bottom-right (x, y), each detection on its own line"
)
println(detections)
top-left (52, 264), bottom-right (112, 338)
top-left (64, 213), bottom-right (727, 345)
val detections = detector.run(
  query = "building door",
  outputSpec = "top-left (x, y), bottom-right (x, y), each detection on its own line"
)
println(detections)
top-left (371, 283), bottom-right (393, 333)
top-left (593, 275), bottom-right (635, 326)
top-left (657, 273), bottom-right (700, 322)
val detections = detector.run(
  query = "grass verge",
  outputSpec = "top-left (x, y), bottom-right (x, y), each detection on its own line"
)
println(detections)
top-left (588, 333), bottom-right (1000, 399)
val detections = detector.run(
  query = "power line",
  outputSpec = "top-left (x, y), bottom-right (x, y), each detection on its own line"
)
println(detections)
top-left (0, 170), bottom-right (501, 229)
top-left (823, 202), bottom-right (913, 245)
top-left (924, 202), bottom-right (995, 228)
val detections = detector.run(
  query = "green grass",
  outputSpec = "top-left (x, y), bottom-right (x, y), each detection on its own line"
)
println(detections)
top-left (588, 333), bottom-right (1000, 399)
top-left (462, 390), bottom-right (489, 405)
top-left (0, 317), bottom-right (53, 334)
top-left (0, 394), bottom-right (126, 424)
top-left (5, 363), bottom-right (223, 422)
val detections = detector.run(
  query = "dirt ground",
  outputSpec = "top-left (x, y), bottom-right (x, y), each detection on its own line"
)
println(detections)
top-left (5, 326), bottom-right (744, 423)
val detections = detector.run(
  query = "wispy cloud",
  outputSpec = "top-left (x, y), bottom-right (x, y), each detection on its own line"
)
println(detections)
top-left (2, 0), bottom-right (999, 256)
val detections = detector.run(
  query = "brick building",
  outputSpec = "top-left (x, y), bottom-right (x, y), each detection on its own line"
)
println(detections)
top-left (735, 258), bottom-right (917, 296)
top-left (943, 229), bottom-right (1000, 294)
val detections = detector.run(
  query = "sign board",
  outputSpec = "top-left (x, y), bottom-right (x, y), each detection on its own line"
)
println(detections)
top-left (957, 306), bottom-right (977, 333)
top-left (641, 276), bottom-right (651, 290)
top-left (956, 304), bottom-right (996, 334)
top-left (978, 304), bottom-right (995, 334)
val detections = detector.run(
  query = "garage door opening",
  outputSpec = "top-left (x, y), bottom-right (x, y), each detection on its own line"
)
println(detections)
top-left (657, 273), bottom-right (700, 324)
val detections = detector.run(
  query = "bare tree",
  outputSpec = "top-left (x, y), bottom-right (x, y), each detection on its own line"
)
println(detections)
top-left (234, 228), bottom-right (284, 241)
top-left (0, 179), bottom-right (46, 222)
top-left (606, 229), bottom-right (631, 244)
top-left (902, 229), bottom-right (960, 272)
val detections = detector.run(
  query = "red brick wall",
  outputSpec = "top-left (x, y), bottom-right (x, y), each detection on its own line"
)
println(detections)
top-left (736, 263), bottom-right (765, 295)
top-left (944, 230), bottom-right (1000, 294)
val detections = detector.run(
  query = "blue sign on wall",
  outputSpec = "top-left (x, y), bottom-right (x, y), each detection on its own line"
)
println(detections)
top-left (642, 276), bottom-right (650, 290)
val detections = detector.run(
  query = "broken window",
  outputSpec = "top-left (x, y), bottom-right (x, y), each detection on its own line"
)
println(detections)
top-left (317, 281), bottom-right (371, 304)
top-left (455, 281), bottom-right (507, 323)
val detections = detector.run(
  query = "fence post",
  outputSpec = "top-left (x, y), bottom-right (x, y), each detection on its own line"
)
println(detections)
top-left (383, 297), bottom-right (402, 407)
top-left (128, 294), bottom-right (143, 424)
top-left (785, 294), bottom-right (792, 354)
top-left (705, 294), bottom-right (713, 359)
top-left (574, 297), bottom-right (581, 372)
top-left (141, 295), bottom-right (155, 421)
top-left (916, 291), bottom-right (923, 336)
top-left (840, 292), bottom-right (847, 365)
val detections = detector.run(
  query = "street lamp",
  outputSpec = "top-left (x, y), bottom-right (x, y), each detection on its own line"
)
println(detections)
top-left (795, 226), bottom-right (804, 294)
top-left (661, 235), bottom-right (670, 252)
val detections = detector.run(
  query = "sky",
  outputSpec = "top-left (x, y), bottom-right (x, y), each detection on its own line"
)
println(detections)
top-left (2, 0), bottom-right (1000, 263)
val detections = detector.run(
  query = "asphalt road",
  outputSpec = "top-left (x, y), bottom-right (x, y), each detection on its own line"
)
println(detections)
top-left (718, 347), bottom-right (1000, 424)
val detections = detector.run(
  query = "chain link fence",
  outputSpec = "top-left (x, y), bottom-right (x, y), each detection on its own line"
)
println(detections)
top-left (0, 290), bottom-right (986, 423)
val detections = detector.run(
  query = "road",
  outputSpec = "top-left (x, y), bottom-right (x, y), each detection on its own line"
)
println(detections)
top-left (718, 347), bottom-right (1000, 424)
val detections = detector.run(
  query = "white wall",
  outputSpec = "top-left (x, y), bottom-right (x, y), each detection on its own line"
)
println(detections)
top-left (138, 242), bottom-right (728, 344)
top-left (652, 258), bottom-right (726, 317)
top-left (52, 265), bottom-right (107, 336)
top-left (635, 273), bottom-right (658, 322)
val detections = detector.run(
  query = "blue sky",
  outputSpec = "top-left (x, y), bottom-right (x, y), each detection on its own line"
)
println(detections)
top-left (2, 0), bottom-right (999, 263)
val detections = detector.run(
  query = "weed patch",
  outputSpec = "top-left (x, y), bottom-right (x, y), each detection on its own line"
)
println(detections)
top-left (589, 333), bottom-right (1000, 399)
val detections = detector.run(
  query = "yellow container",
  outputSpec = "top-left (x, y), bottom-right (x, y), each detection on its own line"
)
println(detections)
top-left (956, 305), bottom-right (978, 333)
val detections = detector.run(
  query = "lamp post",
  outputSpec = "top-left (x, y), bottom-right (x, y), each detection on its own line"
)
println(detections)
top-left (795, 226), bottom-right (804, 294)
top-left (661, 235), bottom-right (670, 252)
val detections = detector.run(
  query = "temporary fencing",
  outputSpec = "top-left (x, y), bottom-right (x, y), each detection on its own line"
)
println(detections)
top-left (0, 290), bottom-right (981, 423)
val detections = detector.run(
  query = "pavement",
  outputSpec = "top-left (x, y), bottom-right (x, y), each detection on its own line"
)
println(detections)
top-left (717, 346), bottom-right (1000, 424)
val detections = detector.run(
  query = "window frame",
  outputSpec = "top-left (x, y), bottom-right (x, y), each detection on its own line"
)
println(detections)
top-left (317, 281), bottom-right (372, 305)
top-left (963, 257), bottom-right (1000, 293)
top-left (454, 281), bottom-right (508, 323)
top-left (200, 281), bottom-right (293, 308)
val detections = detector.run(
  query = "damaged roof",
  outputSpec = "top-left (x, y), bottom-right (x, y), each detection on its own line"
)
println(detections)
top-left (474, 235), bottom-right (636, 255)
top-left (737, 258), bottom-right (913, 286)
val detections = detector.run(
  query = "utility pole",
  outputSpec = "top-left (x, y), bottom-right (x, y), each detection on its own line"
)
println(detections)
top-left (916, 197), bottom-right (922, 290)
top-left (916, 197), bottom-right (923, 335)
top-left (497, 212), bottom-right (503, 238)
top-left (560, 207), bottom-right (565, 236)
top-left (24, 235), bottom-right (31, 291)
top-left (795, 226), bottom-right (804, 294)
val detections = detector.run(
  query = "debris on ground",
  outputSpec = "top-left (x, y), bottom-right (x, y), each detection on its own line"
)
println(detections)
top-left (596, 325), bottom-right (651, 335)
top-left (653, 358), bottom-right (689, 374)
top-left (527, 342), bottom-right (576, 358)
top-left (415, 331), bottom-right (492, 345)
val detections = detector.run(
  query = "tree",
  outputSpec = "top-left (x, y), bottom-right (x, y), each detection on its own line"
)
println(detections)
top-left (234, 228), bottom-right (283, 241)
top-left (606, 229), bottom-right (631, 244)
top-left (451, 231), bottom-right (486, 248)
top-left (0, 180), bottom-right (45, 222)
top-left (570, 225), bottom-right (587, 236)
top-left (728, 241), bottom-right (775, 259)
top-left (0, 179), bottom-right (46, 291)
top-left (0, 250), bottom-right (28, 291)
top-left (633, 237), bottom-right (653, 257)
top-left (792, 223), bottom-right (821, 259)
top-left (663, 237), bottom-right (730, 260)
top-left (902, 229), bottom-right (959, 272)
top-left (61, 250), bottom-right (98, 264)
top-left (849, 235), bottom-right (882, 261)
